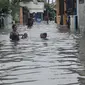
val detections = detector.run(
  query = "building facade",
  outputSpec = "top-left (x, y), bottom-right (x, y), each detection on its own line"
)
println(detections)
top-left (56, 0), bottom-right (78, 32)
top-left (56, 0), bottom-right (67, 25)
top-left (19, 1), bottom-right (44, 24)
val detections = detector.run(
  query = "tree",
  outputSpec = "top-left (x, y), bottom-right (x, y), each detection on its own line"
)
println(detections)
top-left (0, 0), bottom-right (10, 14)
top-left (11, 0), bottom-right (32, 20)
top-left (0, 0), bottom-right (33, 20)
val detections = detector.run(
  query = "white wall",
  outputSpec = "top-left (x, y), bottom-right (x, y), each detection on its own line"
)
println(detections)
top-left (20, 1), bottom-right (44, 13)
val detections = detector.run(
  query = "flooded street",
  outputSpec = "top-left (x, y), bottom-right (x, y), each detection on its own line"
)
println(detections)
top-left (0, 22), bottom-right (85, 85)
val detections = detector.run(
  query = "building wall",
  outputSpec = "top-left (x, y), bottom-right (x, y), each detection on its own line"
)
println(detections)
top-left (78, 0), bottom-right (85, 33)
top-left (56, 0), bottom-right (79, 32)
top-left (56, 0), bottom-right (67, 25)
top-left (19, 1), bottom-right (44, 24)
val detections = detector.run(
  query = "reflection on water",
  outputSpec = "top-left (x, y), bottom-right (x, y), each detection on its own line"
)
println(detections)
top-left (0, 22), bottom-right (85, 85)
top-left (43, 43), bottom-right (48, 47)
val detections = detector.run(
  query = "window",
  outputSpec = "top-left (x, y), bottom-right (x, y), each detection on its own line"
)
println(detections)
top-left (79, 0), bottom-right (84, 4)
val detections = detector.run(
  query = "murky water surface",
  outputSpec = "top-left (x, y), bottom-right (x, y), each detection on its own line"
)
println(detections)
top-left (0, 22), bottom-right (85, 85)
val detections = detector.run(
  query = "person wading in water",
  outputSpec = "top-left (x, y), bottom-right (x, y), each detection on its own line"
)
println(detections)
top-left (10, 24), bottom-right (19, 41)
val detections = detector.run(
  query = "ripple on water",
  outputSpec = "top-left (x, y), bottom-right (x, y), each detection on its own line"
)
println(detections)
top-left (0, 22), bottom-right (84, 85)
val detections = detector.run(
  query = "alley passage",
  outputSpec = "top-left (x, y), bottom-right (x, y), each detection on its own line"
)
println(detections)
top-left (0, 22), bottom-right (84, 85)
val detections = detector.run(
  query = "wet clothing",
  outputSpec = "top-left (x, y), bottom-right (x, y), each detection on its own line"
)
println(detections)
top-left (10, 31), bottom-right (19, 41)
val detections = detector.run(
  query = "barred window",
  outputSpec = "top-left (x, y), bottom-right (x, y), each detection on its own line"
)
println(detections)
top-left (79, 0), bottom-right (84, 4)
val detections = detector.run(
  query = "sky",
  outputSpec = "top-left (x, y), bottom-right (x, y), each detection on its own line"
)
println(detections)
top-left (48, 0), bottom-right (56, 3)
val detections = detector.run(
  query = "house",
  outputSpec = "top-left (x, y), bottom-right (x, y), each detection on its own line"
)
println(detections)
top-left (19, 1), bottom-right (44, 24)
top-left (56, 0), bottom-right (78, 32)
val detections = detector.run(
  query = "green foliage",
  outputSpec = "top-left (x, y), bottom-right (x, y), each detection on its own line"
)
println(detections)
top-left (45, 3), bottom-right (55, 20)
top-left (10, 0), bottom-right (20, 20)
top-left (11, 0), bottom-right (33, 20)
top-left (0, 0), bottom-right (33, 20)
top-left (0, 0), bottom-right (10, 14)
top-left (11, 0), bottom-right (32, 19)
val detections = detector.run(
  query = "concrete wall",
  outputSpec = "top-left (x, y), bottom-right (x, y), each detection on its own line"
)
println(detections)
top-left (78, 0), bottom-right (85, 33)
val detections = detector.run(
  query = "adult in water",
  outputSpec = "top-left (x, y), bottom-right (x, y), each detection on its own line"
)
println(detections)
top-left (10, 24), bottom-right (19, 41)
top-left (10, 25), bottom-right (28, 41)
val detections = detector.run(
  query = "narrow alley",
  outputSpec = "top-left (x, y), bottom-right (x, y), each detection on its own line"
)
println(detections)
top-left (0, 22), bottom-right (85, 85)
